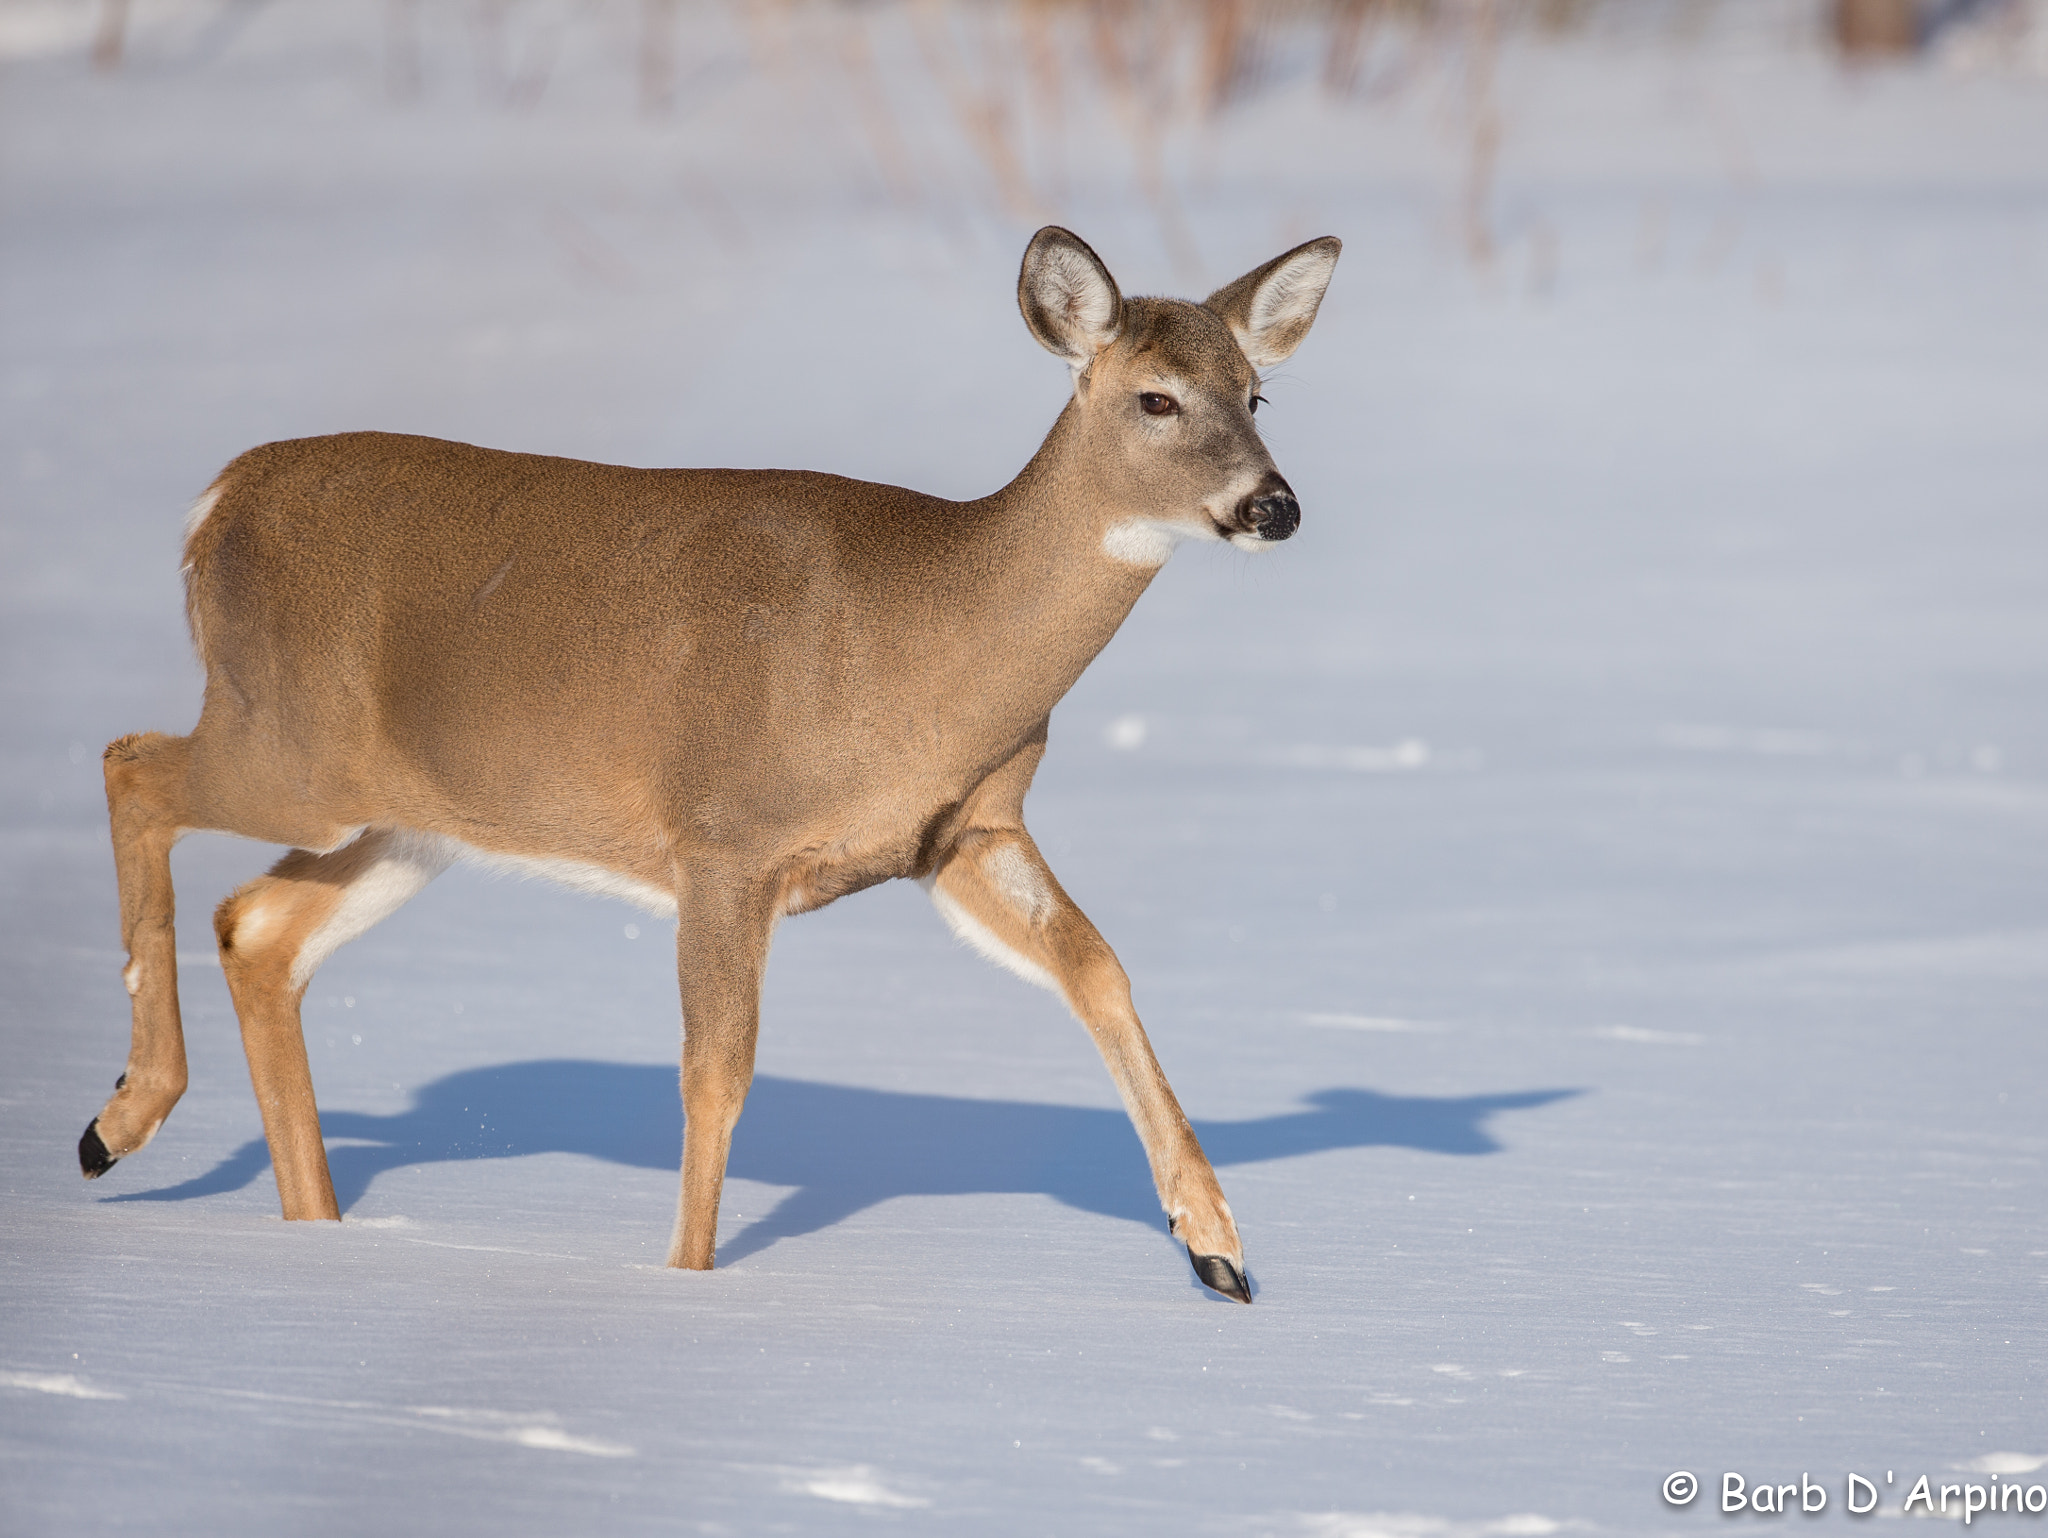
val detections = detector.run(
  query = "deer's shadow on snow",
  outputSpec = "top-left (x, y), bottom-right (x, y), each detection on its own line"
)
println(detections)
top-left (109, 1062), bottom-right (1578, 1262)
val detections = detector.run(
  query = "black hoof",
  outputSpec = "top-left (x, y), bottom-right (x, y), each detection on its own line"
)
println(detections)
top-left (78, 1120), bottom-right (118, 1179)
top-left (1188, 1248), bottom-right (1252, 1304)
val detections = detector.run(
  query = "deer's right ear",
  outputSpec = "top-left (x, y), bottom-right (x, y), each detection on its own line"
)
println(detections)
top-left (1018, 227), bottom-right (1124, 369)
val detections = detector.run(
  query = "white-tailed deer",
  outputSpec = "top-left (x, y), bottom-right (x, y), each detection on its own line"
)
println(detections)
top-left (82, 226), bottom-right (1340, 1303)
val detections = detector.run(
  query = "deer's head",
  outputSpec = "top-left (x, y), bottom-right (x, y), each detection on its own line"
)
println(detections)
top-left (1018, 226), bottom-right (1341, 565)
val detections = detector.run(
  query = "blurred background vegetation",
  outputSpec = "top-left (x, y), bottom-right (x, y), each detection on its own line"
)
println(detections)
top-left (18, 0), bottom-right (2047, 281)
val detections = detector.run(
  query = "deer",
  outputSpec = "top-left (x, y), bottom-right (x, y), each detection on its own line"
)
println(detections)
top-left (80, 225), bottom-right (1340, 1304)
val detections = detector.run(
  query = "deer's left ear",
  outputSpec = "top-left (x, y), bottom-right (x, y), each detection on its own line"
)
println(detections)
top-left (1204, 236), bottom-right (1342, 369)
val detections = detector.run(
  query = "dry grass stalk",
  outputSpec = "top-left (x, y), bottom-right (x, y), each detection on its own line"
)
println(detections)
top-left (474, 0), bottom-right (561, 110)
top-left (1457, 0), bottom-right (1502, 265)
top-left (1017, 0), bottom-right (1072, 202)
top-left (1323, 0), bottom-right (1376, 93)
top-left (92, 0), bottom-right (130, 70)
top-left (1323, 1), bottom-right (1436, 104)
top-left (836, 7), bottom-right (922, 201)
top-left (738, 0), bottom-right (798, 80)
top-left (1086, 0), bottom-right (1202, 277)
top-left (1833, 0), bottom-right (1920, 56)
top-left (912, 0), bottom-right (1045, 220)
top-left (384, 0), bottom-right (425, 100)
top-left (641, 0), bottom-right (682, 112)
top-left (1200, 0), bottom-right (1247, 110)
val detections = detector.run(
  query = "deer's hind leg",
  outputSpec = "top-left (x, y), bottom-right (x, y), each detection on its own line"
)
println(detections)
top-left (87, 727), bottom-right (410, 1185)
top-left (82, 732), bottom-right (199, 1177)
top-left (211, 829), bottom-right (454, 1219)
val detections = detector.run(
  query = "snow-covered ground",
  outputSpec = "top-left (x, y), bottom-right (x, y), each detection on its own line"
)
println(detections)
top-left (3, 3), bottom-right (2045, 1533)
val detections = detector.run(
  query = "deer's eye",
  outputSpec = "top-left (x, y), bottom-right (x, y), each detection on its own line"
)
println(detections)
top-left (1138, 392), bottom-right (1179, 417)
top-left (1249, 392), bottom-right (1268, 415)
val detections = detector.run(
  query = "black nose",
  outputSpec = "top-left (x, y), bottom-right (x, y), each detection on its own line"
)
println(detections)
top-left (1241, 480), bottom-right (1300, 541)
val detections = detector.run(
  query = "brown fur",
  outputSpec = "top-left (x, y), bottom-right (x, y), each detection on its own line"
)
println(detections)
top-left (87, 228), bottom-right (1339, 1292)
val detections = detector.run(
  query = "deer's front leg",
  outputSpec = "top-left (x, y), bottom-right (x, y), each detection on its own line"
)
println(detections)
top-left (668, 868), bottom-right (776, 1270)
top-left (925, 828), bottom-right (1249, 1303)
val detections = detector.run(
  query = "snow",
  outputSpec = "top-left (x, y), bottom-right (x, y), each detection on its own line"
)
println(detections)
top-left (3, 2), bottom-right (2046, 1534)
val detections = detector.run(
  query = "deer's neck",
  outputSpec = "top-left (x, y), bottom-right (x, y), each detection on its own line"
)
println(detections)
top-left (929, 401), bottom-right (1164, 724)
top-left (986, 398), bottom-right (1165, 592)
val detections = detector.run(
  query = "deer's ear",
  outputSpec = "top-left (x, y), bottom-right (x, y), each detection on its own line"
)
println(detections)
top-left (1205, 236), bottom-right (1342, 369)
top-left (1018, 227), bottom-right (1124, 367)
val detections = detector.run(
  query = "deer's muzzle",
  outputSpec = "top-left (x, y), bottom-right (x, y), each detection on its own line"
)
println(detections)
top-left (1238, 476), bottom-right (1300, 542)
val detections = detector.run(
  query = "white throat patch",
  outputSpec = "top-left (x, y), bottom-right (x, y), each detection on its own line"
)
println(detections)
top-left (1101, 518), bottom-right (1196, 568)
